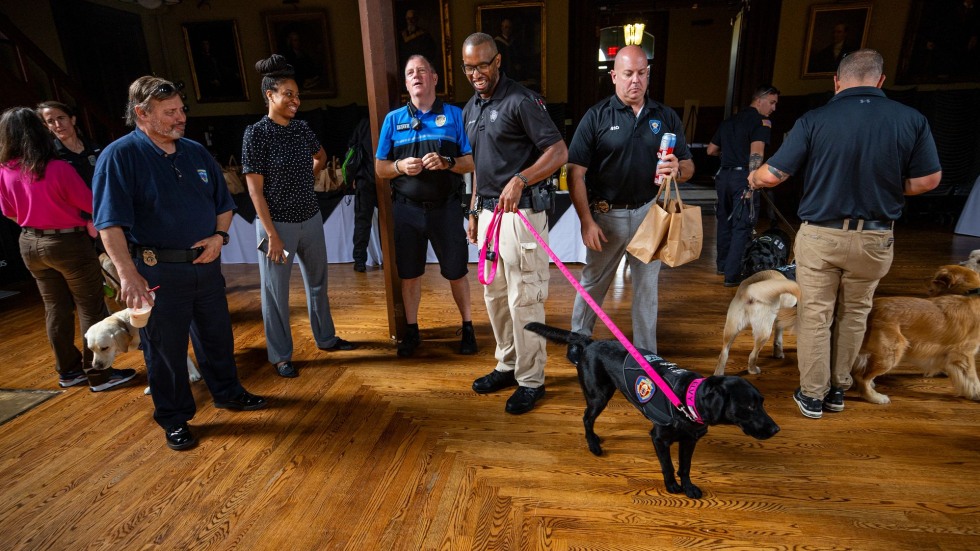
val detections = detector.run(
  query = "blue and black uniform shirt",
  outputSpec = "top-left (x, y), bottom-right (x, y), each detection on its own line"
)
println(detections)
top-left (376, 99), bottom-right (472, 203)
top-left (710, 106), bottom-right (771, 169)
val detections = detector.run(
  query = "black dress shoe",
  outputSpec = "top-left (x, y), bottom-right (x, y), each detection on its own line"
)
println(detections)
top-left (353, 262), bottom-right (366, 272)
top-left (505, 385), bottom-right (545, 415)
top-left (320, 337), bottom-right (356, 351)
top-left (164, 423), bottom-right (198, 451)
top-left (723, 279), bottom-right (742, 287)
top-left (275, 361), bottom-right (298, 378)
top-left (397, 330), bottom-right (421, 357)
top-left (214, 390), bottom-right (268, 411)
top-left (472, 369), bottom-right (517, 394)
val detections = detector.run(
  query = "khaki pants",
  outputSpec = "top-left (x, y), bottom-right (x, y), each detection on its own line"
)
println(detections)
top-left (794, 223), bottom-right (894, 400)
top-left (477, 208), bottom-right (550, 387)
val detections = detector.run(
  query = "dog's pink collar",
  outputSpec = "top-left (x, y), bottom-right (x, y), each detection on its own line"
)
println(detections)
top-left (684, 378), bottom-right (705, 424)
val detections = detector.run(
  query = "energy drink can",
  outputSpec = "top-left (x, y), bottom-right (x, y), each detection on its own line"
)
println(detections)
top-left (656, 133), bottom-right (677, 184)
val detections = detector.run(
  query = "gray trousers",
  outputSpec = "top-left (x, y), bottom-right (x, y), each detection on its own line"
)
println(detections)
top-left (256, 213), bottom-right (340, 363)
top-left (571, 201), bottom-right (662, 352)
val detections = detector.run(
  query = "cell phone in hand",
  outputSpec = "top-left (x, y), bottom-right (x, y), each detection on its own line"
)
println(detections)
top-left (257, 237), bottom-right (290, 259)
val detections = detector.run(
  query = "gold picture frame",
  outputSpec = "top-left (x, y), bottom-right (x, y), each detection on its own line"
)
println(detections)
top-left (181, 20), bottom-right (248, 103)
top-left (801, 3), bottom-right (872, 78)
top-left (263, 10), bottom-right (338, 98)
top-left (394, 0), bottom-right (453, 98)
top-left (477, 2), bottom-right (547, 97)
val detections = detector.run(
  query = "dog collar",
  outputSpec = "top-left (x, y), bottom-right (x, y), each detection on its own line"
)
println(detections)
top-left (683, 377), bottom-right (705, 424)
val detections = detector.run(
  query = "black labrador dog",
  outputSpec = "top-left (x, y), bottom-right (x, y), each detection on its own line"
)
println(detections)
top-left (526, 322), bottom-right (780, 499)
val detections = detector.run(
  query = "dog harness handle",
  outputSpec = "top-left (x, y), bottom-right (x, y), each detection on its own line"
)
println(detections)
top-left (478, 207), bottom-right (504, 285)
top-left (508, 210), bottom-right (702, 423)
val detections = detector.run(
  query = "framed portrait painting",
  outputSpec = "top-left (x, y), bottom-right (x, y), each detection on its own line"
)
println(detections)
top-left (394, 0), bottom-right (453, 98)
top-left (897, 0), bottom-right (980, 84)
top-left (181, 20), bottom-right (248, 103)
top-left (263, 10), bottom-right (337, 98)
top-left (477, 2), bottom-right (546, 96)
top-left (801, 3), bottom-right (872, 78)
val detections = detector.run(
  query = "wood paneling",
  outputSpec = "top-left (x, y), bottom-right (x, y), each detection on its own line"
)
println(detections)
top-left (0, 217), bottom-right (978, 549)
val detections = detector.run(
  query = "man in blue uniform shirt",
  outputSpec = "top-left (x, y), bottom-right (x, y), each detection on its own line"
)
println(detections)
top-left (749, 50), bottom-right (941, 419)
top-left (375, 55), bottom-right (477, 357)
top-left (94, 76), bottom-right (267, 451)
top-left (567, 45), bottom-right (694, 353)
top-left (707, 84), bottom-right (779, 286)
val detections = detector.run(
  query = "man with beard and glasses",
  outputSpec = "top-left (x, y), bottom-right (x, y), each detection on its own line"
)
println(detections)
top-left (93, 76), bottom-right (267, 451)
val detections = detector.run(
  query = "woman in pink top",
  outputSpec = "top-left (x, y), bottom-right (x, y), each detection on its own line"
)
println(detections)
top-left (0, 107), bottom-right (134, 392)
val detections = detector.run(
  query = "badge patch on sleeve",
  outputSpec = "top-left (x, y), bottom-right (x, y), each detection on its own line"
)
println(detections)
top-left (762, 119), bottom-right (772, 128)
top-left (650, 120), bottom-right (662, 134)
top-left (197, 169), bottom-right (208, 184)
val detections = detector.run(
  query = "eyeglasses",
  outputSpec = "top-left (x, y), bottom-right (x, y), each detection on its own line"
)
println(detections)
top-left (754, 87), bottom-right (779, 100)
top-left (462, 54), bottom-right (498, 75)
top-left (151, 83), bottom-right (177, 99)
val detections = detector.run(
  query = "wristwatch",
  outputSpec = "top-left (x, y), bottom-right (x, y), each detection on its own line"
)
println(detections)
top-left (214, 230), bottom-right (230, 245)
top-left (442, 155), bottom-right (456, 169)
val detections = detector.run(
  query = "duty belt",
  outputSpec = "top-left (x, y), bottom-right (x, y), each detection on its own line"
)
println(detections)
top-left (130, 244), bottom-right (203, 266)
top-left (805, 219), bottom-right (894, 231)
top-left (590, 199), bottom-right (650, 214)
top-left (393, 194), bottom-right (457, 210)
top-left (477, 194), bottom-right (533, 211)
top-left (22, 226), bottom-right (87, 236)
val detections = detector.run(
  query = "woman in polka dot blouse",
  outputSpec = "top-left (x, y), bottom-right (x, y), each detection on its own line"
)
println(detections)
top-left (242, 54), bottom-right (356, 379)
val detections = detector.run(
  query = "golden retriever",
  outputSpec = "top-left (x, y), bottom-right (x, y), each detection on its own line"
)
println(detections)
top-left (84, 309), bottom-right (200, 395)
top-left (928, 264), bottom-right (980, 297)
top-left (714, 270), bottom-right (800, 376)
top-left (851, 288), bottom-right (980, 405)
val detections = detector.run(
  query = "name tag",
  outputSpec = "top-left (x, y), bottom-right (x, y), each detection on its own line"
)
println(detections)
top-left (396, 123), bottom-right (411, 131)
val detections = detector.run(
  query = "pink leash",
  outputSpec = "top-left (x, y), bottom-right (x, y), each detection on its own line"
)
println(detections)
top-left (480, 206), bottom-right (703, 424)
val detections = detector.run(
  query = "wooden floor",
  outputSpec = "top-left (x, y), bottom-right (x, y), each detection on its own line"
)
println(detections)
top-left (1, 217), bottom-right (979, 550)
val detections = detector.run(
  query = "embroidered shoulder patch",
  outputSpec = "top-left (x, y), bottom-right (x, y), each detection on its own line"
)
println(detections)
top-left (649, 120), bottom-right (662, 134)
top-left (197, 169), bottom-right (208, 184)
top-left (762, 119), bottom-right (772, 128)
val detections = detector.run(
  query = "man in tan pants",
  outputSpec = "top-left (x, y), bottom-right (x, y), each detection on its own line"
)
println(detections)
top-left (461, 32), bottom-right (567, 415)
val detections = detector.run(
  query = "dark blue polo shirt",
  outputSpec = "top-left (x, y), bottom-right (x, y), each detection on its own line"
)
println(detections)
top-left (93, 128), bottom-right (234, 249)
top-left (567, 95), bottom-right (692, 205)
top-left (462, 76), bottom-right (563, 197)
top-left (710, 106), bottom-right (771, 169)
top-left (376, 99), bottom-right (472, 202)
top-left (768, 87), bottom-right (941, 222)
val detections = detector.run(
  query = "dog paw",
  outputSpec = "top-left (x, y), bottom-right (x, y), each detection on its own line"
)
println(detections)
top-left (664, 479), bottom-right (683, 494)
top-left (773, 350), bottom-right (785, 359)
top-left (189, 374), bottom-right (202, 383)
top-left (866, 392), bottom-right (890, 405)
top-left (683, 483), bottom-right (703, 499)
top-left (748, 365), bottom-right (761, 375)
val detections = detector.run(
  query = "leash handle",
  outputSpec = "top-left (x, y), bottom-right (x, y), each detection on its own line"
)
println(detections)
top-left (510, 209), bottom-right (685, 409)
top-left (477, 207), bottom-right (503, 285)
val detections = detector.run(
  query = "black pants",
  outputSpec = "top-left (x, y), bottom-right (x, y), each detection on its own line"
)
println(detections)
top-left (353, 179), bottom-right (378, 265)
top-left (715, 170), bottom-right (759, 281)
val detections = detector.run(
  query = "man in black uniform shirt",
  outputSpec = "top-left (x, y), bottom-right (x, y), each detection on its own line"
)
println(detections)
top-left (707, 84), bottom-right (779, 286)
top-left (567, 45), bottom-right (693, 353)
top-left (749, 50), bottom-right (942, 419)
top-left (461, 32), bottom-right (567, 415)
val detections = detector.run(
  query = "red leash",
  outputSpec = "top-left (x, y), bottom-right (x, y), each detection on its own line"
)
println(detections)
top-left (478, 206), bottom-right (703, 424)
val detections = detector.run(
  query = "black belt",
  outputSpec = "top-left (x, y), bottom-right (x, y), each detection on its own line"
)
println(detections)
top-left (590, 199), bottom-right (650, 214)
top-left (130, 244), bottom-right (203, 265)
top-left (22, 226), bottom-right (87, 236)
top-left (719, 166), bottom-right (746, 171)
top-left (477, 195), bottom-right (533, 211)
top-left (393, 194), bottom-right (457, 210)
top-left (805, 219), bottom-right (894, 231)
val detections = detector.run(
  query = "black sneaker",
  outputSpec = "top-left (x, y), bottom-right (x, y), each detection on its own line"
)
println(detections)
top-left (793, 387), bottom-right (823, 419)
top-left (353, 262), bottom-right (366, 272)
top-left (59, 370), bottom-right (87, 388)
top-left (505, 385), bottom-right (545, 415)
top-left (823, 386), bottom-right (845, 412)
top-left (89, 368), bottom-right (137, 392)
top-left (458, 324), bottom-right (477, 355)
top-left (397, 328), bottom-right (421, 357)
top-left (472, 369), bottom-right (517, 394)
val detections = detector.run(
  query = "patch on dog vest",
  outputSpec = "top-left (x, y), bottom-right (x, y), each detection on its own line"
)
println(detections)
top-left (620, 351), bottom-right (699, 425)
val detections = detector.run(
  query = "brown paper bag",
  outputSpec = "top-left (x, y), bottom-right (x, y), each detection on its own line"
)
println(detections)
top-left (626, 178), bottom-right (672, 263)
top-left (657, 178), bottom-right (703, 267)
top-left (315, 156), bottom-right (346, 193)
top-left (222, 156), bottom-right (245, 195)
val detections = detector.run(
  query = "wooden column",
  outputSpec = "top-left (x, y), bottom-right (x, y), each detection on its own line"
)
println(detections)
top-left (358, 0), bottom-right (405, 340)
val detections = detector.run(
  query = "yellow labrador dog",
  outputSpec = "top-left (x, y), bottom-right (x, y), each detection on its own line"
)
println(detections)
top-left (715, 270), bottom-right (800, 376)
top-left (960, 249), bottom-right (980, 275)
top-left (84, 309), bottom-right (201, 395)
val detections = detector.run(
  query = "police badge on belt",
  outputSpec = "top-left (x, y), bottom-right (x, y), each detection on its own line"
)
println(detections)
top-left (142, 249), bottom-right (158, 266)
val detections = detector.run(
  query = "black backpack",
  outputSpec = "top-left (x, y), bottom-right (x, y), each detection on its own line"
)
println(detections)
top-left (342, 118), bottom-right (374, 186)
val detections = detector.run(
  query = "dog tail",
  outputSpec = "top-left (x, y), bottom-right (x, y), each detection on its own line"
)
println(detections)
top-left (747, 278), bottom-right (801, 306)
top-left (524, 322), bottom-right (576, 344)
top-left (776, 307), bottom-right (797, 329)
top-left (852, 351), bottom-right (870, 378)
